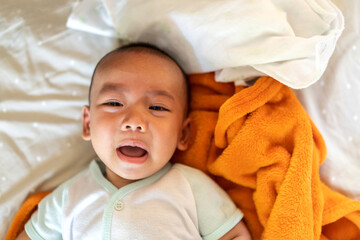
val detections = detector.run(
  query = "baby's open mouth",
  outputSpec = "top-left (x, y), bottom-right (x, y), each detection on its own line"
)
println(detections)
top-left (118, 146), bottom-right (147, 158)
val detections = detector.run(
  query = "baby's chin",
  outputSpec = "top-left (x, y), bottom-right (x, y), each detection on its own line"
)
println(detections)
top-left (111, 163), bottom-right (155, 180)
top-left (119, 162), bottom-right (169, 181)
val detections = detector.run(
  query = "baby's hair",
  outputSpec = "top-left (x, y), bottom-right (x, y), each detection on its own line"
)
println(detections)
top-left (88, 42), bottom-right (190, 115)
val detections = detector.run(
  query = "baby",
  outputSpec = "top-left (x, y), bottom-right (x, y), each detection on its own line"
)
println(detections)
top-left (18, 43), bottom-right (251, 240)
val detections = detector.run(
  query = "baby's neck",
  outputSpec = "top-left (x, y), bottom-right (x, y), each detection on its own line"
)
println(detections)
top-left (105, 167), bottom-right (136, 189)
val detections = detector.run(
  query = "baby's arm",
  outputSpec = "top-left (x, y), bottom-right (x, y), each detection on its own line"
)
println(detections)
top-left (219, 220), bottom-right (251, 240)
top-left (16, 230), bottom-right (30, 240)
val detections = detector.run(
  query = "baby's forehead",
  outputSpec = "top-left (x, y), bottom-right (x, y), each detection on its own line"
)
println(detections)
top-left (93, 49), bottom-right (186, 87)
top-left (97, 49), bottom-right (176, 72)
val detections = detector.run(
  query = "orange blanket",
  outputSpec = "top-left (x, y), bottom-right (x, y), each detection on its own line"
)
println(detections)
top-left (6, 192), bottom-right (50, 240)
top-left (6, 74), bottom-right (360, 240)
top-left (173, 74), bottom-right (360, 240)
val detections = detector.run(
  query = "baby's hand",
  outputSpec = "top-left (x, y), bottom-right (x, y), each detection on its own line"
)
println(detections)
top-left (219, 220), bottom-right (252, 240)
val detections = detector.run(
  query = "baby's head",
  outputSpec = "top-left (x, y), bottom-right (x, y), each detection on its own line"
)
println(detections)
top-left (81, 43), bottom-right (191, 187)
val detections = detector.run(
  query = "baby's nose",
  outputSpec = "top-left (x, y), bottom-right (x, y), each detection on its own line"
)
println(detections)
top-left (120, 115), bottom-right (146, 132)
top-left (121, 122), bottom-right (145, 132)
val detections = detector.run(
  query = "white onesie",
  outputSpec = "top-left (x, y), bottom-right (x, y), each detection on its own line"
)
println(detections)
top-left (25, 160), bottom-right (243, 240)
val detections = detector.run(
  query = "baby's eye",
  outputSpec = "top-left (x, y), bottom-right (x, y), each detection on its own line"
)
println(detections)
top-left (105, 101), bottom-right (123, 107)
top-left (149, 105), bottom-right (169, 111)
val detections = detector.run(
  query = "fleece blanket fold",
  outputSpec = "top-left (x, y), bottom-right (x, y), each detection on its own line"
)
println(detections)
top-left (6, 74), bottom-right (360, 240)
top-left (173, 73), bottom-right (360, 240)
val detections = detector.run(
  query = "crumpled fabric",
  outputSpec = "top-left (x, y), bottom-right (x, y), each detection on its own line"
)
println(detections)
top-left (67, 0), bottom-right (344, 89)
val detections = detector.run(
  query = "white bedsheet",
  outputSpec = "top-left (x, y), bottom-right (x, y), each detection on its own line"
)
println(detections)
top-left (0, 0), bottom-right (118, 237)
top-left (0, 0), bottom-right (359, 238)
top-left (295, 0), bottom-right (360, 200)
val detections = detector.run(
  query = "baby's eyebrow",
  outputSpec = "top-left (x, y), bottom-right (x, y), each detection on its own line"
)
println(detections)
top-left (99, 84), bottom-right (126, 95)
top-left (148, 90), bottom-right (175, 101)
top-left (98, 84), bottom-right (175, 101)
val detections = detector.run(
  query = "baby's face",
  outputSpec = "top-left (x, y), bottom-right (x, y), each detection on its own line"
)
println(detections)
top-left (82, 51), bottom-right (190, 186)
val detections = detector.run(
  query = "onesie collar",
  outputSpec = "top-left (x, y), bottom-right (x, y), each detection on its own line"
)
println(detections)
top-left (90, 159), bottom-right (172, 195)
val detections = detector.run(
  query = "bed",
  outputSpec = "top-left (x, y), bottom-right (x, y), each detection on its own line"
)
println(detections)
top-left (1, 0), bottom-right (359, 238)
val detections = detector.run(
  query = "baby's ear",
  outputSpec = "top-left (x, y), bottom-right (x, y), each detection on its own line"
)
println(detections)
top-left (177, 117), bottom-right (191, 151)
top-left (82, 105), bottom-right (91, 141)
